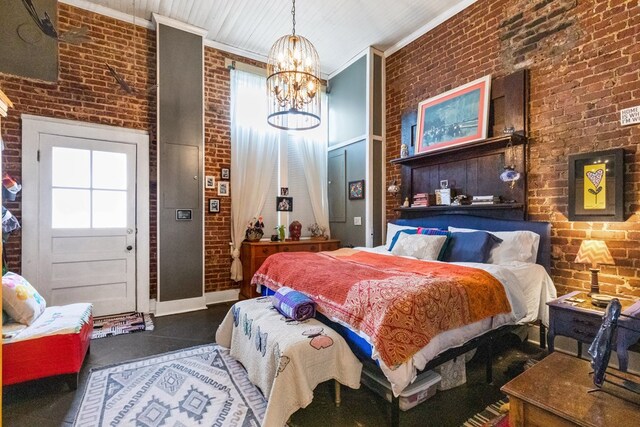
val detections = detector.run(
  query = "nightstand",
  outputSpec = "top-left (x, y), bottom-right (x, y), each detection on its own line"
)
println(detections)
top-left (547, 291), bottom-right (640, 371)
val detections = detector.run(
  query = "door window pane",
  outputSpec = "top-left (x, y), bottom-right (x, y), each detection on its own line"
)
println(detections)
top-left (92, 190), bottom-right (127, 228)
top-left (52, 147), bottom-right (90, 188)
top-left (93, 151), bottom-right (127, 190)
top-left (52, 189), bottom-right (91, 228)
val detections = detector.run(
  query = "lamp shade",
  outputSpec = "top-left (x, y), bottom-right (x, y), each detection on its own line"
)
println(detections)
top-left (575, 240), bottom-right (614, 268)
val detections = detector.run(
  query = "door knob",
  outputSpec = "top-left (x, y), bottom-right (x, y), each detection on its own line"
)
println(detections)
top-left (126, 245), bottom-right (133, 251)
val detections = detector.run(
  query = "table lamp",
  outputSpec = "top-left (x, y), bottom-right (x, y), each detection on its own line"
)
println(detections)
top-left (575, 239), bottom-right (614, 296)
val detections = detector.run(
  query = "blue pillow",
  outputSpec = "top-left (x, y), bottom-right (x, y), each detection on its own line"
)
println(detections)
top-left (442, 231), bottom-right (502, 263)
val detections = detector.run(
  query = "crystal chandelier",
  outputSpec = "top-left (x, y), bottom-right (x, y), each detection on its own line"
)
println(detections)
top-left (266, 0), bottom-right (321, 131)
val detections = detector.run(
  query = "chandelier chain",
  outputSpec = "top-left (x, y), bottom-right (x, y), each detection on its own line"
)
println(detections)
top-left (291, 0), bottom-right (296, 35)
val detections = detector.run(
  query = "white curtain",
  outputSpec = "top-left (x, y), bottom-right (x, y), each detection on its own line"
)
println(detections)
top-left (295, 91), bottom-right (330, 236)
top-left (295, 136), bottom-right (330, 237)
top-left (230, 70), bottom-right (280, 281)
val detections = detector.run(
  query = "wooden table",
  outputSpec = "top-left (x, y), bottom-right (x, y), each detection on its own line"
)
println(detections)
top-left (501, 352), bottom-right (640, 427)
top-left (547, 291), bottom-right (640, 371)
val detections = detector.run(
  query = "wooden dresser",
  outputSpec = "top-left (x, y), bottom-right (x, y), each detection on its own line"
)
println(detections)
top-left (239, 239), bottom-right (340, 299)
top-left (502, 352), bottom-right (640, 427)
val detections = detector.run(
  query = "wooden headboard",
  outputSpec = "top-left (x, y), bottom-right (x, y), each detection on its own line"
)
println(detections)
top-left (392, 70), bottom-right (529, 221)
top-left (392, 214), bottom-right (551, 273)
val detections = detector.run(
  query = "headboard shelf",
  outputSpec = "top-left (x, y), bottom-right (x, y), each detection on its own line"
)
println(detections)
top-left (391, 133), bottom-right (526, 166)
top-left (395, 203), bottom-right (525, 220)
top-left (394, 70), bottom-right (529, 221)
top-left (395, 203), bottom-right (524, 213)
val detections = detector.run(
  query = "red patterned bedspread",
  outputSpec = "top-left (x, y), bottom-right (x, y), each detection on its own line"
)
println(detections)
top-left (251, 248), bottom-right (512, 367)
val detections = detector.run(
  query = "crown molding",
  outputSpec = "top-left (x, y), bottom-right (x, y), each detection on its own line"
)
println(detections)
top-left (152, 13), bottom-right (208, 37)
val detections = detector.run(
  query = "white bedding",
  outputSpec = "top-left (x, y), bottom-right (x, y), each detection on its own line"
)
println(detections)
top-left (337, 246), bottom-right (556, 395)
top-left (258, 245), bottom-right (557, 396)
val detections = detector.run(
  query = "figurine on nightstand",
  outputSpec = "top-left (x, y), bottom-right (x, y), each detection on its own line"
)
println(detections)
top-left (403, 197), bottom-right (410, 207)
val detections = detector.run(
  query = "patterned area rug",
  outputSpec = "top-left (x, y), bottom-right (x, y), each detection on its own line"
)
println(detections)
top-left (92, 312), bottom-right (154, 339)
top-left (73, 344), bottom-right (267, 427)
top-left (462, 399), bottom-right (509, 427)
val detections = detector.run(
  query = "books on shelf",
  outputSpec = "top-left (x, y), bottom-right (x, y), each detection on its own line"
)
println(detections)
top-left (411, 193), bottom-right (433, 207)
top-left (471, 195), bottom-right (501, 205)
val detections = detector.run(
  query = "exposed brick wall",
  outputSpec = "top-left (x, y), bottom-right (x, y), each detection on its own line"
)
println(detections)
top-left (203, 49), bottom-right (265, 293)
top-left (0, 3), bottom-right (262, 299)
top-left (0, 4), bottom-right (158, 293)
top-left (387, 0), bottom-right (640, 297)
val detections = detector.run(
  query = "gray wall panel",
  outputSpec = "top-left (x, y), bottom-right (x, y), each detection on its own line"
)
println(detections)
top-left (329, 140), bottom-right (366, 247)
top-left (328, 56), bottom-right (367, 145)
top-left (373, 54), bottom-right (383, 137)
top-left (158, 25), bottom-right (203, 146)
top-left (0, 0), bottom-right (58, 82)
top-left (328, 153), bottom-right (346, 223)
top-left (158, 23), bottom-right (203, 302)
top-left (372, 140), bottom-right (383, 247)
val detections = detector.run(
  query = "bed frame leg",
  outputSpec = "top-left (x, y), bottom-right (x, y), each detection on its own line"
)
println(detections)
top-left (390, 395), bottom-right (400, 427)
top-left (539, 324), bottom-right (546, 349)
top-left (334, 380), bottom-right (341, 407)
top-left (485, 339), bottom-right (493, 384)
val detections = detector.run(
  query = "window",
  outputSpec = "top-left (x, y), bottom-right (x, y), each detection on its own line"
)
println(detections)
top-left (51, 147), bottom-right (128, 229)
top-left (232, 69), bottom-right (327, 238)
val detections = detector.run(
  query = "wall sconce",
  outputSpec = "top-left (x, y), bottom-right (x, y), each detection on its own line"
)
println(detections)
top-left (500, 139), bottom-right (521, 189)
top-left (387, 180), bottom-right (400, 195)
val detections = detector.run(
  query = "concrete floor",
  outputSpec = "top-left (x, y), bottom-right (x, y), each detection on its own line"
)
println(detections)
top-left (2, 303), bottom-right (546, 427)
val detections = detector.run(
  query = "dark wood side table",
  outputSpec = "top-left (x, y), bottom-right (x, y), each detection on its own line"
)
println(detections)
top-left (239, 239), bottom-right (340, 299)
top-left (502, 352), bottom-right (640, 427)
top-left (547, 291), bottom-right (640, 371)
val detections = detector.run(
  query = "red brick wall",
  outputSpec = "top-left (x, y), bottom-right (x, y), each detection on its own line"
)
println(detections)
top-left (387, 0), bottom-right (640, 297)
top-left (0, 3), bottom-right (261, 298)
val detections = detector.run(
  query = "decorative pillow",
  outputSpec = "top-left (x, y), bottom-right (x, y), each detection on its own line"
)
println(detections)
top-left (392, 234), bottom-right (448, 260)
top-left (385, 223), bottom-right (417, 250)
top-left (388, 228), bottom-right (419, 251)
top-left (448, 227), bottom-right (540, 264)
top-left (2, 272), bottom-right (46, 325)
top-left (442, 231), bottom-right (503, 263)
top-left (417, 227), bottom-right (452, 260)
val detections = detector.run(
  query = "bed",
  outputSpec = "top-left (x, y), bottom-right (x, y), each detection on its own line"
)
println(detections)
top-left (253, 215), bottom-right (556, 425)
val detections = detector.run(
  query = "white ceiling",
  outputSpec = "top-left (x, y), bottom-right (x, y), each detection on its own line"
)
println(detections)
top-left (64, 0), bottom-right (476, 75)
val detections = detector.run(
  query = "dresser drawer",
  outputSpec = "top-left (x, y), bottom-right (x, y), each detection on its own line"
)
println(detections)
top-left (280, 243), bottom-right (320, 253)
top-left (253, 245), bottom-right (278, 257)
top-left (554, 318), bottom-right (599, 343)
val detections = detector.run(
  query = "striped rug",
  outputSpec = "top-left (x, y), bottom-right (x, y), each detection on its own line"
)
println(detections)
top-left (91, 311), bottom-right (154, 339)
top-left (462, 399), bottom-right (509, 427)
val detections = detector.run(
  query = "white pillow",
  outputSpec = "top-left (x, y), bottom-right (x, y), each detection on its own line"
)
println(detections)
top-left (385, 223), bottom-right (417, 250)
top-left (391, 234), bottom-right (447, 261)
top-left (448, 226), bottom-right (540, 264)
top-left (2, 272), bottom-right (47, 325)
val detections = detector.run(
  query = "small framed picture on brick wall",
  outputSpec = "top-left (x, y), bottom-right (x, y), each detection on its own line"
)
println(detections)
top-left (218, 181), bottom-right (230, 196)
top-left (208, 198), bottom-right (220, 213)
top-left (221, 167), bottom-right (230, 180)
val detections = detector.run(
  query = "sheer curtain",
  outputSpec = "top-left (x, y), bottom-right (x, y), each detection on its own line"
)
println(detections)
top-left (229, 70), bottom-right (280, 281)
top-left (295, 136), bottom-right (330, 236)
top-left (294, 92), bottom-right (330, 236)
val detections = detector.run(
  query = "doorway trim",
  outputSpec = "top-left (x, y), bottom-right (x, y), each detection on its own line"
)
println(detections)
top-left (21, 114), bottom-right (150, 314)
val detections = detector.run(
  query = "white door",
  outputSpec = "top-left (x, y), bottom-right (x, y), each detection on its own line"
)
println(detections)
top-left (38, 134), bottom-right (137, 316)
